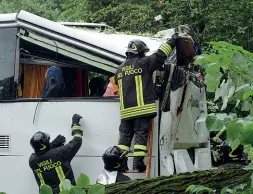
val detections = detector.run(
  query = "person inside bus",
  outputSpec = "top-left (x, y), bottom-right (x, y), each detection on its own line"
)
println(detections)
top-left (96, 146), bottom-right (131, 185)
top-left (89, 76), bottom-right (106, 97)
top-left (103, 76), bottom-right (119, 97)
top-left (29, 114), bottom-right (83, 194)
top-left (41, 66), bottom-right (65, 98)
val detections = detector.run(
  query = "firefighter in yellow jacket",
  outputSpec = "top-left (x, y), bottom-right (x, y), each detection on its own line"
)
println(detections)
top-left (114, 34), bottom-right (179, 172)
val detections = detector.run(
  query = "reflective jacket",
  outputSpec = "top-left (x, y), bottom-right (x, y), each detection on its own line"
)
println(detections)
top-left (29, 135), bottom-right (82, 194)
top-left (115, 42), bottom-right (172, 121)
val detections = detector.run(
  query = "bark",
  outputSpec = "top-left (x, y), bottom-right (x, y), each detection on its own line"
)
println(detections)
top-left (105, 165), bottom-right (252, 194)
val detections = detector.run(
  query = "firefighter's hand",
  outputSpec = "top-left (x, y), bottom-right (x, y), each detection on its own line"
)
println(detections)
top-left (72, 114), bottom-right (82, 126)
top-left (166, 33), bottom-right (180, 49)
top-left (50, 135), bottom-right (66, 148)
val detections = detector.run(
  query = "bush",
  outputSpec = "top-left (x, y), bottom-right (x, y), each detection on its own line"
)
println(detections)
top-left (40, 173), bottom-right (105, 194)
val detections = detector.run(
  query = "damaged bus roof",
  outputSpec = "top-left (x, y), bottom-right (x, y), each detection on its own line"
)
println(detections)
top-left (0, 10), bottom-right (175, 73)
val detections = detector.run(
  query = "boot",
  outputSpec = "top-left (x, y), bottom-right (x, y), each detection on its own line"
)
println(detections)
top-left (119, 158), bottom-right (129, 172)
top-left (133, 157), bottom-right (146, 172)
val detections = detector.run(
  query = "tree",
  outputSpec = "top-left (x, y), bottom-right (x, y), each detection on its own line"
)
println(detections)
top-left (105, 165), bottom-right (252, 194)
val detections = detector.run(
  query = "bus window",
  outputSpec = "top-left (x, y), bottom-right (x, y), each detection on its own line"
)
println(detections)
top-left (18, 64), bottom-right (90, 98)
top-left (0, 28), bottom-right (19, 100)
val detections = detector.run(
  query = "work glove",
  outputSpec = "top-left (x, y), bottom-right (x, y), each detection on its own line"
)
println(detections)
top-left (166, 33), bottom-right (180, 50)
top-left (72, 114), bottom-right (82, 126)
top-left (50, 135), bottom-right (66, 148)
top-left (71, 114), bottom-right (83, 137)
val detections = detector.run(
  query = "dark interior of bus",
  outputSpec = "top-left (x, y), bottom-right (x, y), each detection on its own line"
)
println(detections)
top-left (18, 38), bottom-right (114, 99)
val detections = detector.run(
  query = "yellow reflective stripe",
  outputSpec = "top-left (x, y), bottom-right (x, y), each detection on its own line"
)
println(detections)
top-left (73, 134), bottom-right (83, 138)
top-left (56, 166), bottom-right (65, 192)
top-left (135, 75), bottom-right (144, 106)
top-left (135, 76), bottom-right (141, 106)
top-left (37, 173), bottom-right (45, 186)
top-left (118, 79), bottom-right (124, 110)
top-left (121, 106), bottom-right (156, 115)
top-left (120, 104), bottom-right (157, 119)
top-left (161, 43), bottom-right (172, 53)
top-left (55, 166), bottom-right (65, 181)
top-left (121, 108), bottom-right (157, 119)
top-left (117, 145), bottom-right (130, 151)
top-left (72, 125), bottom-right (82, 131)
top-left (59, 182), bottom-right (63, 192)
top-left (134, 145), bottom-right (147, 151)
top-left (159, 43), bottom-right (172, 56)
top-left (120, 103), bottom-right (156, 114)
top-left (138, 75), bottom-right (144, 106)
top-left (133, 151), bottom-right (145, 157)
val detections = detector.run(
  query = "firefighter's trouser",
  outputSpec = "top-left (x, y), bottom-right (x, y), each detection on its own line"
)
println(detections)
top-left (118, 117), bottom-right (150, 157)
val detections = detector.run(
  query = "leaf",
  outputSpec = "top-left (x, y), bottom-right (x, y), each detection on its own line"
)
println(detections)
top-left (69, 186), bottom-right (86, 194)
top-left (243, 90), bottom-right (253, 100)
top-left (232, 51), bottom-right (249, 65)
top-left (205, 114), bottom-right (227, 132)
top-left (220, 186), bottom-right (229, 194)
top-left (88, 184), bottom-right (105, 194)
top-left (186, 185), bottom-right (196, 192)
top-left (226, 121), bottom-right (243, 146)
top-left (241, 191), bottom-right (251, 194)
top-left (244, 163), bottom-right (253, 170)
top-left (76, 174), bottom-right (90, 189)
top-left (60, 179), bottom-right (73, 192)
top-left (241, 124), bottom-right (253, 146)
top-left (251, 172), bottom-right (253, 187)
top-left (60, 191), bottom-right (70, 194)
top-left (242, 101), bottom-right (252, 111)
top-left (233, 183), bottom-right (247, 192)
top-left (40, 185), bottom-right (53, 194)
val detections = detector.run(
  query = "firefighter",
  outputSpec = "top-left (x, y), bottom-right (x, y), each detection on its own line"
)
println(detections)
top-left (115, 34), bottom-right (180, 172)
top-left (29, 114), bottom-right (83, 194)
top-left (96, 146), bottom-right (130, 185)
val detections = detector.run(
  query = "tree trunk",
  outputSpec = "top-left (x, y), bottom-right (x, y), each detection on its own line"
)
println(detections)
top-left (105, 165), bottom-right (252, 194)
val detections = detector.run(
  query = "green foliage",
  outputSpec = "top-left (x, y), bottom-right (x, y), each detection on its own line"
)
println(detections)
top-left (186, 183), bottom-right (250, 194)
top-left (195, 42), bottom-right (253, 113)
top-left (39, 173), bottom-right (105, 194)
top-left (186, 185), bottom-right (215, 193)
top-left (40, 185), bottom-right (53, 194)
top-left (76, 173), bottom-right (90, 189)
top-left (187, 41), bottom-right (253, 194)
top-left (0, 0), bottom-right (253, 51)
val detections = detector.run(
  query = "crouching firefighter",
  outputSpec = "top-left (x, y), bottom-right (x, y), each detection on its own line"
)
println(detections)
top-left (115, 33), bottom-right (180, 172)
top-left (29, 114), bottom-right (83, 194)
top-left (96, 146), bottom-right (131, 185)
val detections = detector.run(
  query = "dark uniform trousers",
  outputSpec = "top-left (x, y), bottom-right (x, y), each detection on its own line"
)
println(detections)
top-left (119, 117), bottom-right (150, 157)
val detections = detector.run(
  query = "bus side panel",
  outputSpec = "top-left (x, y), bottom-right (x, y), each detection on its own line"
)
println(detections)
top-left (0, 101), bottom-right (158, 194)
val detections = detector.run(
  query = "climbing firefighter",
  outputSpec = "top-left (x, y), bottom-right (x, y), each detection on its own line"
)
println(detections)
top-left (115, 33), bottom-right (180, 172)
top-left (96, 146), bottom-right (131, 185)
top-left (29, 114), bottom-right (83, 194)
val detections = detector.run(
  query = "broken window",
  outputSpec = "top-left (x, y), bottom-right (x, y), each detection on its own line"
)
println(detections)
top-left (0, 28), bottom-right (19, 100)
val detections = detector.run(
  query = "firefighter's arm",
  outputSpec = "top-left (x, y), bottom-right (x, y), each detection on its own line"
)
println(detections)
top-left (148, 33), bottom-right (179, 73)
top-left (60, 114), bottom-right (83, 161)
